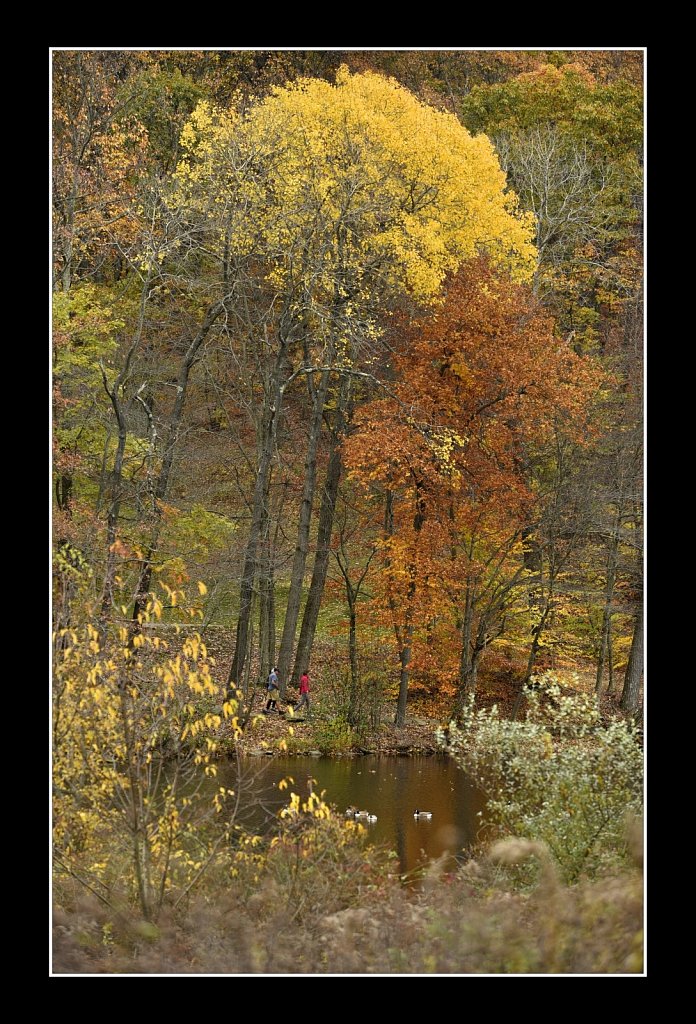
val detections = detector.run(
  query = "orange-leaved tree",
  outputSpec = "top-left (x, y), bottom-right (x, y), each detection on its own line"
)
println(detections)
top-left (344, 260), bottom-right (604, 724)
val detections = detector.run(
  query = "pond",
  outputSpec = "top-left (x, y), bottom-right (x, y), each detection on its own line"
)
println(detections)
top-left (215, 754), bottom-right (487, 879)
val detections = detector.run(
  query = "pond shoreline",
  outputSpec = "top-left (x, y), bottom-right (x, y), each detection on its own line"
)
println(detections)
top-left (223, 674), bottom-right (637, 760)
top-left (241, 743), bottom-right (442, 758)
top-left (231, 704), bottom-right (444, 759)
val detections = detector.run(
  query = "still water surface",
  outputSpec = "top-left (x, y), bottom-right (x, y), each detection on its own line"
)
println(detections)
top-left (215, 755), bottom-right (486, 878)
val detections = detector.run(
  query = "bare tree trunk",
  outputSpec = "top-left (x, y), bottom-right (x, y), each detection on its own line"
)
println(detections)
top-left (228, 342), bottom-right (287, 689)
top-left (395, 630), bottom-right (413, 728)
top-left (266, 552), bottom-right (276, 672)
top-left (98, 276), bottom-right (156, 625)
top-left (100, 385), bottom-right (128, 623)
top-left (60, 172), bottom-right (78, 292)
top-left (620, 600), bottom-right (643, 715)
top-left (332, 509), bottom-right (376, 728)
top-left (383, 489), bottom-right (408, 729)
top-left (258, 501), bottom-right (280, 691)
top-left (256, 472), bottom-right (290, 693)
top-left (257, 458), bottom-right (289, 689)
top-left (292, 442), bottom-right (341, 685)
top-left (606, 616), bottom-right (616, 694)
top-left (347, 597), bottom-right (360, 726)
top-left (452, 581), bottom-right (475, 717)
top-left (277, 370), bottom-right (331, 694)
top-left (394, 480), bottom-right (425, 728)
top-left (258, 560), bottom-right (271, 691)
top-left (95, 426), bottom-right (113, 513)
top-left (131, 300), bottom-right (226, 630)
top-left (512, 593), bottom-right (554, 720)
top-left (56, 474), bottom-right (73, 512)
top-left (596, 519), bottom-right (620, 693)
top-left (292, 376), bottom-right (352, 686)
top-left (227, 420), bottom-right (275, 690)
top-left (256, 466), bottom-right (273, 691)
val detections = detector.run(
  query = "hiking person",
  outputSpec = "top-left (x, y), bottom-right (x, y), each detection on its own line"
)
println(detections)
top-left (296, 670), bottom-right (310, 715)
top-left (265, 666), bottom-right (280, 712)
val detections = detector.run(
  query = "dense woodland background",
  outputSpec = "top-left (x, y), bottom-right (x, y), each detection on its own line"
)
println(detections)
top-left (51, 48), bottom-right (645, 976)
top-left (52, 48), bottom-right (644, 728)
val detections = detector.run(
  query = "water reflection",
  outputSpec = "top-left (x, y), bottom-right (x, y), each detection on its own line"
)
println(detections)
top-left (215, 755), bottom-right (486, 879)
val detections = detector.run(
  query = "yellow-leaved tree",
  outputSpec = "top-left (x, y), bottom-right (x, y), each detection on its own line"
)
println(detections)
top-left (53, 585), bottom-right (242, 922)
top-left (173, 65), bottom-right (537, 690)
top-left (176, 66), bottom-right (536, 300)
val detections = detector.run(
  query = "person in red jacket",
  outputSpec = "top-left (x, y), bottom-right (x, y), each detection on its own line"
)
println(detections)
top-left (297, 671), bottom-right (310, 715)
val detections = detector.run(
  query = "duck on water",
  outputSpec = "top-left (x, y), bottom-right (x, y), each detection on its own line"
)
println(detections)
top-left (345, 808), bottom-right (377, 823)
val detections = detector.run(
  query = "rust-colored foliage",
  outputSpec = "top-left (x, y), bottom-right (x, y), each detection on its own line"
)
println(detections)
top-left (344, 260), bottom-right (605, 689)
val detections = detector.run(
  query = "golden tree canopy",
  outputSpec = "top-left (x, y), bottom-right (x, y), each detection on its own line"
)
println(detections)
top-left (175, 67), bottom-right (536, 310)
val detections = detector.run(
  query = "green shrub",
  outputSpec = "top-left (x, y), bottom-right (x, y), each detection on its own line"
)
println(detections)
top-left (526, 671), bottom-right (600, 737)
top-left (437, 671), bottom-right (643, 882)
top-left (312, 716), bottom-right (356, 755)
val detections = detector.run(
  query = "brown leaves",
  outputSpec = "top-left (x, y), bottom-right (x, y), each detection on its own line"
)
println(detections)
top-left (343, 258), bottom-right (604, 684)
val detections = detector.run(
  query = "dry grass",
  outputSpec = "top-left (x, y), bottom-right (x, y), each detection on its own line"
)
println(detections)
top-left (52, 856), bottom-right (643, 975)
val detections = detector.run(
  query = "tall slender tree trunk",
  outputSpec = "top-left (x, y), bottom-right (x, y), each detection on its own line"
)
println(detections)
top-left (257, 536), bottom-right (272, 688)
top-left (60, 171), bottom-right (78, 293)
top-left (277, 370), bottom-right (331, 694)
top-left (258, 563), bottom-right (271, 694)
top-left (347, 595), bottom-right (360, 726)
top-left (292, 376), bottom-right (352, 686)
top-left (100, 393), bottom-right (128, 623)
top-left (596, 520), bottom-right (620, 693)
top-left (228, 342), bottom-right (288, 689)
top-left (394, 480), bottom-right (425, 728)
top-left (96, 427), bottom-right (113, 514)
top-left (512, 591), bottom-right (554, 720)
top-left (620, 600), bottom-right (643, 714)
top-left (99, 278), bottom-right (155, 626)
top-left (228, 339), bottom-right (290, 692)
top-left (130, 301), bottom-right (226, 630)
top-left (56, 474), bottom-right (73, 512)
top-left (257, 494), bottom-right (280, 688)
top-left (394, 632), bottom-right (413, 728)
top-left (292, 443), bottom-right (341, 684)
top-left (383, 489), bottom-right (406, 728)
top-left (452, 580), bottom-right (475, 718)
top-left (266, 574), bottom-right (276, 673)
top-left (606, 616), bottom-right (616, 694)
top-left (333, 525), bottom-right (375, 729)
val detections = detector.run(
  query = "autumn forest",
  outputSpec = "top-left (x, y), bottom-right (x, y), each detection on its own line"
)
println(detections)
top-left (52, 49), bottom-right (644, 976)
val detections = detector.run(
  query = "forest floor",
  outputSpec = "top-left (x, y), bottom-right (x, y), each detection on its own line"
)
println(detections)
top-left (231, 679), bottom-right (635, 757)
top-left (195, 625), bottom-right (636, 756)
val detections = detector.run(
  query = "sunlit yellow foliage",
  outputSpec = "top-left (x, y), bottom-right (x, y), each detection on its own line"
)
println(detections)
top-left (174, 67), bottom-right (536, 325)
top-left (52, 584), bottom-right (242, 921)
